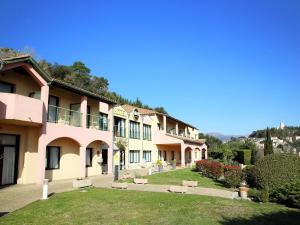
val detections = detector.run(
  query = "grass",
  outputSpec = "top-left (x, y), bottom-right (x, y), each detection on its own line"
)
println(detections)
top-left (1, 188), bottom-right (299, 225)
top-left (122, 168), bottom-right (228, 190)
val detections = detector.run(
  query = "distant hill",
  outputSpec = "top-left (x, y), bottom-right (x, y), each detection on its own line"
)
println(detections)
top-left (207, 132), bottom-right (243, 143)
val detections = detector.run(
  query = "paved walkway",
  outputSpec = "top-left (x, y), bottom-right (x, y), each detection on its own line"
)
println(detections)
top-left (95, 182), bottom-right (238, 199)
top-left (0, 175), bottom-right (113, 214)
top-left (0, 176), bottom-right (238, 215)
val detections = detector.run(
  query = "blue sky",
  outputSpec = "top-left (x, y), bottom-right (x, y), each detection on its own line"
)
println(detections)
top-left (1, 0), bottom-right (299, 135)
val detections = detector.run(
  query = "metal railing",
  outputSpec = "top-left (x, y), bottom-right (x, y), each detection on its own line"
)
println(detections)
top-left (87, 114), bottom-right (109, 131)
top-left (113, 125), bottom-right (126, 137)
top-left (47, 105), bottom-right (82, 127)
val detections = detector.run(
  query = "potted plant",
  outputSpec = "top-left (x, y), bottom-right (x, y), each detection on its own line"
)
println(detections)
top-left (157, 160), bottom-right (163, 172)
top-left (172, 159), bottom-right (177, 170)
top-left (239, 181), bottom-right (249, 200)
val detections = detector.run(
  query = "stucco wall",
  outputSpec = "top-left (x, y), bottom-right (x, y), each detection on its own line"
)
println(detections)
top-left (1, 70), bottom-right (40, 97)
top-left (45, 138), bottom-right (80, 181)
top-left (0, 124), bottom-right (39, 184)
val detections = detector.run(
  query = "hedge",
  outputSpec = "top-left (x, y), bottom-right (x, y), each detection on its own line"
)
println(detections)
top-left (271, 180), bottom-right (300, 208)
top-left (235, 149), bottom-right (252, 165)
top-left (253, 154), bottom-right (300, 193)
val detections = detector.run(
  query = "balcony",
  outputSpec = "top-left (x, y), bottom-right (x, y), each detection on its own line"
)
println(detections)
top-left (0, 93), bottom-right (43, 124)
top-left (113, 125), bottom-right (126, 137)
top-left (87, 114), bottom-right (109, 131)
top-left (47, 105), bottom-right (82, 127)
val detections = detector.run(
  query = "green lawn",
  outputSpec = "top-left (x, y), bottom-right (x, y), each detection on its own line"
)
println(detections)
top-left (1, 188), bottom-right (299, 225)
top-left (123, 168), bottom-right (228, 190)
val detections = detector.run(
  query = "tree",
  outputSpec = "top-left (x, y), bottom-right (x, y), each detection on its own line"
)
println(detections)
top-left (264, 127), bottom-right (274, 156)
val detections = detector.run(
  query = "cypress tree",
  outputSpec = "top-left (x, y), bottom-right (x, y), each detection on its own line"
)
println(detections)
top-left (264, 127), bottom-right (274, 155)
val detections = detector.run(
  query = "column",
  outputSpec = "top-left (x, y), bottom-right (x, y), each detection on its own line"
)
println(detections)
top-left (79, 146), bottom-right (87, 178)
top-left (163, 115), bottom-right (167, 134)
top-left (37, 85), bottom-right (49, 184)
top-left (181, 145), bottom-right (185, 167)
top-left (80, 96), bottom-right (87, 128)
top-left (175, 123), bottom-right (179, 135)
top-left (107, 105), bottom-right (113, 175)
top-left (191, 148), bottom-right (195, 166)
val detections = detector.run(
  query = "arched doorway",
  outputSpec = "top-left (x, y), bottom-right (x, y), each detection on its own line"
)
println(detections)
top-left (185, 147), bottom-right (192, 165)
top-left (85, 140), bottom-right (109, 176)
top-left (202, 148), bottom-right (206, 160)
top-left (45, 137), bottom-right (81, 181)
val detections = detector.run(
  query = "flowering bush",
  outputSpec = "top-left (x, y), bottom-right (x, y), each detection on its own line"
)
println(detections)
top-left (223, 165), bottom-right (243, 188)
top-left (196, 160), bottom-right (223, 179)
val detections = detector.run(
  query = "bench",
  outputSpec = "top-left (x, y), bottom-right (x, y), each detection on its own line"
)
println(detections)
top-left (182, 180), bottom-right (198, 187)
top-left (73, 179), bottom-right (92, 188)
top-left (134, 178), bottom-right (148, 185)
top-left (112, 182), bottom-right (128, 189)
top-left (169, 185), bottom-right (187, 194)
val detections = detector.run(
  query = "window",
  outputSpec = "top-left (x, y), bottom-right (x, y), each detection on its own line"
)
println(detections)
top-left (164, 151), bottom-right (167, 161)
top-left (99, 113), bottom-right (108, 131)
top-left (143, 151), bottom-right (151, 162)
top-left (86, 148), bottom-right (93, 167)
top-left (46, 147), bottom-right (60, 170)
top-left (171, 151), bottom-right (175, 160)
top-left (48, 95), bottom-right (59, 123)
top-left (129, 150), bottom-right (140, 163)
top-left (0, 81), bottom-right (15, 93)
top-left (143, 125), bottom-right (151, 141)
top-left (158, 150), bottom-right (162, 160)
top-left (114, 117), bottom-right (126, 137)
top-left (195, 151), bottom-right (197, 159)
top-left (86, 106), bottom-right (91, 128)
top-left (130, 121), bottom-right (140, 139)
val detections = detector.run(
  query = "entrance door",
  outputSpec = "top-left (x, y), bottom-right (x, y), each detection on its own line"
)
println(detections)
top-left (0, 134), bottom-right (19, 186)
top-left (101, 149), bottom-right (108, 174)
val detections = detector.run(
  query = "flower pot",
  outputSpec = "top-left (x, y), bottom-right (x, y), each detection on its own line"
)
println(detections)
top-left (239, 186), bottom-right (249, 200)
top-left (172, 164), bottom-right (176, 170)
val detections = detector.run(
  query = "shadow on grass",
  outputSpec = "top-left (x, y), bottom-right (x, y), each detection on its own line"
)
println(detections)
top-left (220, 210), bottom-right (300, 225)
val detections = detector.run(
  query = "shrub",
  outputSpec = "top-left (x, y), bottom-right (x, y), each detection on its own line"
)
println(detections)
top-left (209, 161), bottom-right (223, 179)
top-left (271, 180), bottom-right (300, 208)
top-left (248, 188), bottom-right (269, 202)
top-left (243, 165), bottom-right (257, 188)
top-left (248, 188), bottom-right (262, 202)
top-left (196, 160), bottom-right (223, 179)
top-left (254, 154), bottom-right (300, 193)
top-left (223, 165), bottom-right (243, 188)
top-left (235, 149), bottom-right (252, 165)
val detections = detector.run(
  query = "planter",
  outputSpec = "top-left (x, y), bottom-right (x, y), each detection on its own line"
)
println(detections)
top-left (73, 179), bottom-right (92, 188)
top-left (239, 186), bottom-right (250, 200)
top-left (172, 164), bottom-right (176, 170)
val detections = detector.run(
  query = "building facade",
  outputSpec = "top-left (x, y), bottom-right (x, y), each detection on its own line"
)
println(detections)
top-left (0, 55), bottom-right (207, 186)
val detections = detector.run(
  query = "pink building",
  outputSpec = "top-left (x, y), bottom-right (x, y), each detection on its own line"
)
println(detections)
top-left (0, 55), bottom-right (114, 185)
top-left (0, 55), bottom-right (207, 186)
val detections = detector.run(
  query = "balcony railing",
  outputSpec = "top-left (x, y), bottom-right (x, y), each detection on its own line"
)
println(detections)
top-left (167, 129), bottom-right (177, 136)
top-left (87, 114), bottom-right (109, 131)
top-left (114, 125), bottom-right (126, 137)
top-left (48, 105), bottom-right (82, 127)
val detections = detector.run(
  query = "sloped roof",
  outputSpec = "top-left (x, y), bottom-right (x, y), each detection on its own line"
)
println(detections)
top-left (121, 104), bottom-right (198, 130)
top-left (121, 104), bottom-right (157, 115)
top-left (1, 55), bottom-right (116, 104)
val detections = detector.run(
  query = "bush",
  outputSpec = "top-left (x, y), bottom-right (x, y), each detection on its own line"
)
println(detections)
top-left (243, 165), bottom-right (257, 188)
top-left (248, 188), bottom-right (269, 202)
top-left (271, 180), bottom-right (300, 208)
top-left (196, 160), bottom-right (223, 179)
top-left (254, 154), bottom-right (300, 193)
top-left (235, 149), bottom-right (252, 165)
top-left (223, 165), bottom-right (243, 188)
